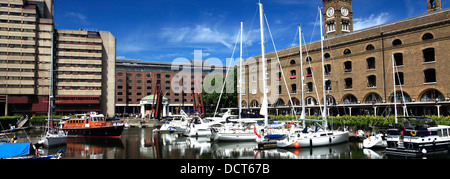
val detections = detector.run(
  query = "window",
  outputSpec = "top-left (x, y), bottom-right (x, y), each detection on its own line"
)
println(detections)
top-left (324, 53), bottom-right (331, 59)
top-left (393, 53), bottom-right (403, 66)
top-left (306, 67), bottom-right (313, 77)
top-left (366, 44), bottom-right (375, 51)
top-left (344, 78), bottom-right (352, 89)
top-left (165, 74), bottom-right (170, 78)
top-left (422, 33), bottom-right (434, 41)
top-left (343, 95), bottom-right (357, 104)
top-left (392, 39), bottom-right (402, 46)
top-left (342, 21), bottom-right (350, 32)
top-left (306, 56), bottom-right (312, 62)
top-left (307, 82), bottom-right (313, 93)
top-left (424, 69), bottom-right (436, 83)
top-left (290, 70), bottom-right (296, 79)
top-left (290, 60), bottom-right (296, 65)
top-left (306, 97), bottom-right (316, 106)
top-left (343, 49), bottom-right (351, 55)
top-left (420, 89), bottom-right (444, 102)
top-left (291, 84), bottom-right (297, 94)
top-left (344, 61), bottom-right (352, 73)
top-left (423, 48), bottom-right (435, 62)
top-left (251, 100), bottom-right (259, 107)
top-left (325, 80), bottom-right (332, 91)
top-left (390, 91), bottom-right (411, 103)
top-left (324, 64), bottom-right (331, 76)
top-left (367, 57), bottom-right (376, 70)
top-left (136, 74), bottom-right (142, 78)
top-left (277, 85), bottom-right (282, 95)
top-left (395, 72), bottom-right (404, 86)
top-left (367, 75), bottom-right (376, 88)
top-left (252, 76), bottom-right (256, 82)
top-left (365, 93), bottom-right (382, 104)
top-left (327, 22), bottom-right (336, 33)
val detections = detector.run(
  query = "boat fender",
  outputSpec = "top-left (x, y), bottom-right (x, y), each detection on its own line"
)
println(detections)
top-left (411, 131), bottom-right (417, 137)
top-left (310, 139), bottom-right (313, 147)
top-left (329, 137), bottom-right (332, 143)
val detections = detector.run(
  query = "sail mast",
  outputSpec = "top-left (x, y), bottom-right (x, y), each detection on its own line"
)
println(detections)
top-left (319, 7), bottom-right (328, 130)
top-left (239, 22), bottom-right (243, 120)
top-left (299, 26), bottom-right (306, 120)
top-left (392, 54), bottom-right (398, 124)
top-left (258, 2), bottom-right (268, 126)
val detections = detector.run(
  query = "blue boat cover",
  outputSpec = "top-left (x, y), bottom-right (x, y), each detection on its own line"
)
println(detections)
top-left (0, 142), bottom-right (30, 158)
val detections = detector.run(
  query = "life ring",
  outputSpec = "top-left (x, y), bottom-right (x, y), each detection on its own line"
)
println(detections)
top-left (411, 131), bottom-right (417, 137)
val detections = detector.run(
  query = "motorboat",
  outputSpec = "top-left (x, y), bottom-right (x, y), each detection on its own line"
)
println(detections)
top-left (210, 120), bottom-right (259, 142)
top-left (62, 112), bottom-right (124, 138)
top-left (277, 127), bottom-right (349, 148)
top-left (386, 116), bottom-right (450, 156)
top-left (363, 133), bottom-right (387, 148)
top-left (183, 116), bottom-right (215, 137)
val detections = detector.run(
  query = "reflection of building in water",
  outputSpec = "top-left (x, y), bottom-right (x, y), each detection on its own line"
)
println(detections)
top-left (64, 138), bottom-right (124, 159)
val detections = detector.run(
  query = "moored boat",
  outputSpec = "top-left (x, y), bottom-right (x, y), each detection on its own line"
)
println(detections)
top-left (62, 112), bottom-right (124, 138)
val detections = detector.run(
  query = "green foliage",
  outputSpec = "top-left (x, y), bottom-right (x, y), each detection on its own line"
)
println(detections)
top-left (202, 67), bottom-right (237, 113)
top-left (0, 116), bottom-right (22, 128)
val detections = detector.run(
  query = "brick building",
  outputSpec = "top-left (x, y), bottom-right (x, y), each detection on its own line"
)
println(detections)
top-left (115, 59), bottom-right (227, 115)
top-left (239, 0), bottom-right (450, 116)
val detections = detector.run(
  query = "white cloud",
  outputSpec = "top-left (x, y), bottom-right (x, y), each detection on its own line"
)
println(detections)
top-left (353, 12), bottom-right (391, 31)
top-left (160, 25), bottom-right (237, 49)
top-left (65, 12), bottom-right (89, 24)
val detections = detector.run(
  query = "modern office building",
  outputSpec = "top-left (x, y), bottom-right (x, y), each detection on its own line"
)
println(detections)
top-left (239, 0), bottom-right (450, 116)
top-left (0, 0), bottom-right (116, 117)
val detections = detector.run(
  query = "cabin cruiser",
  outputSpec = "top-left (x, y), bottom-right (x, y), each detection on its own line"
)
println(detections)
top-left (386, 117), bottom-right (450, 156)
top-left (183, 116), bottom-right (216, 137)
top-left (363, 133), bottom-right (387, 148)
top-left (62, 112), bottom-right (124, 138)
top-left (210, 120), bottom-right (259, 142)
top-left (277, 127), bottom-right (349, 148)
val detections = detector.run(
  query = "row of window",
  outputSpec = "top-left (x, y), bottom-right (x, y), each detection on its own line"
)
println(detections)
top-left (0, 35), bottom-right (35, 40)
top-left (259, 68), bottom-right (437, 96)
top-left (0, 51), bottom-right (34, 56)
top-left (57, 64), bottom-right (101, 68)
top-left (57, 71), bottom-right (101, 75)
top-left (0, 27), bottom-right (35, 32)
top-left (56, 86), bottom-right (101, 90)
top-left (0, 76), bottom-right (33, 80)
top-left (58, 41), bottom-right (102, 46)
top-left (0, 4), bottom-right (24, 8)
top-left (57, 79), bottom-right (101, 83)
top-left (0, 11), bottom-right (36, 17)
top-left (0, 84), bottom-right (33, 88)
top-left (57, 48), bottom-right (102, 53)
top-left (245, 89), bottom-right (445, 108)
top-left (0, 19), bottom-right (35, 25)
top-left (0, 43), bottom-right (35, 48)
top-left (0, 68), bottom-right (33, 72)
top-left (57, 56), bottom-right (102, 60)
top-left (0, 60), bottom-right (34, 64)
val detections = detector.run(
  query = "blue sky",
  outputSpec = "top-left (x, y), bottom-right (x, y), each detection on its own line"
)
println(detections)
top-left (54, 0), bottom-right (448, 64)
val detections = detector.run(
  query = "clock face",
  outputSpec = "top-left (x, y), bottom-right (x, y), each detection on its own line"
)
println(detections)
top-left (341, 6), bottom-right (349, 16)
top-left (326, 7), bottom-right (334, 17)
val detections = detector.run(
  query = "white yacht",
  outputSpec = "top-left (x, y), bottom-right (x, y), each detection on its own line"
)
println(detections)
top-left (183, 117), bottom-right (215, 137)
top-left (210, 120), bottom-right (259, 142)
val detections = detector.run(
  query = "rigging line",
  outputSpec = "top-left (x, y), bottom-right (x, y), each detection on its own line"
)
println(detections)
top-left (302, 21), bottom-right (323, 116)
top-left (324, 40), bottom-right (348, 117)
top-left (244, 6), bottom-right (259, 58)
top-left (213, 28), bottom-right (242, 117)
top-left (392, 58), bottom-right (409, 116)
top-left (263, 13), bottom-right (297, 119)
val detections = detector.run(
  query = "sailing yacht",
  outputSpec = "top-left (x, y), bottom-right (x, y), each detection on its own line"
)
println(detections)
top-left (38, 28), bottom-right (67, 148)
top-left (277, 7), bottom-right (349, 148)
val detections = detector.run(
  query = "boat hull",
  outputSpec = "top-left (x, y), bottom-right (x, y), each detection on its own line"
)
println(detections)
top-left (43, 135), bottom-right (67, 148)
top-left (63, 125), bottom-right (124, 138)
top-left (211, 132), bottom-right (257, 142)
top-left (277, 131), bottom-right (349, 148)
top-left (386, 136), bottom-right (450, 156)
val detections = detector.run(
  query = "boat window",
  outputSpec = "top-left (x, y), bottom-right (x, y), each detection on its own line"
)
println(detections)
top-left (444, 129), bottom-right (449, 137)
top-left (438, 129), bottom-right (443, 137)
top-left (320, 134), bottom-right (327, 137)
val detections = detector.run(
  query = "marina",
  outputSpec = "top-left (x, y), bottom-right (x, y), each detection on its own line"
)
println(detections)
top-left (3, 126), bottom-right (450, 159)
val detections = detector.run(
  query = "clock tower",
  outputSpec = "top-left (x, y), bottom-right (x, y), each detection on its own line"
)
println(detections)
top-left (322, 0), bottom-right (353, 38)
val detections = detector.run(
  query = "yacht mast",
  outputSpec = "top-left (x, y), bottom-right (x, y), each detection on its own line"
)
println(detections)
top-left (239, 22), bottom-right (243, 120)
top-left (319, 7), bottom-right (328, 130)
top-left (258, 2), bottom-right (269, 126)
top-left (299, 26), bottom-right (306, 120)
top-left (392, 54), bottom-right (398, 124)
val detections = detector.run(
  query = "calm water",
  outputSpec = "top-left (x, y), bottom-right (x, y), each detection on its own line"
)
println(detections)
top-left (15, 127), bottom-right (450, 159)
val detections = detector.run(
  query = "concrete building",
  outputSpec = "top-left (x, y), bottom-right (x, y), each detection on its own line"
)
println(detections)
top-left (239, 0), bottom-right (450, 117)
top-left (0, 0), bottom-right (116, 117)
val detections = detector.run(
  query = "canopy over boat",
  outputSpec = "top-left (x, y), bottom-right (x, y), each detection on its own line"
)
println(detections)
top-left (0, 142), bottom-right (30, 158)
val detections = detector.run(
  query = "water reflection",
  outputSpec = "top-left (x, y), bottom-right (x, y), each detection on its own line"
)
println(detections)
top-left (17, 127), bottom-right (450, 159)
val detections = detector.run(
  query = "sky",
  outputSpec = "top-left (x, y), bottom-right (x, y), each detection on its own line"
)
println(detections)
top-left (53, 0), bottom-right (449, 65)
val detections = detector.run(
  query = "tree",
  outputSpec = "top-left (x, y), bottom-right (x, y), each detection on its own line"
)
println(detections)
top-left (202, 67), bottom-right (237, 115)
